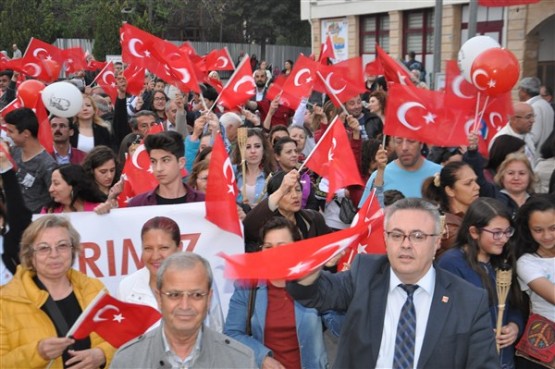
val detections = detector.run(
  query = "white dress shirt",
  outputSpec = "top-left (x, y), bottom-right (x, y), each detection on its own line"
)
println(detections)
top-left (376, 266), bottom-right (436, 369)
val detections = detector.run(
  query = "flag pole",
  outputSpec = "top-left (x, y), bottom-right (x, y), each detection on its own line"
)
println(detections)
top-left (297, 115), bottom-right (340, 173)
top-left (207, 54), bottom-right (250, 114)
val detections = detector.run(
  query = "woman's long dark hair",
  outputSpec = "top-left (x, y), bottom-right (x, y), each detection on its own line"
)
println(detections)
top-left (515, 194), bottom-right (555, 258)
top-left (453, 197), bottom-right (521, 307)
top-left (46, 165), bottom-right (107, 212)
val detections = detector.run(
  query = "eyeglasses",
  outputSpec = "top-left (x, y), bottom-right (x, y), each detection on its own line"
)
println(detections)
top-left (160, 290), bottom-right (209, 301)
top-left (514, 114), bottom-right (535, 120)
top-left (481, 227), bottom-right (515, 240)
top-left (385, 230), bottom-right (439, 244)
top-left (154, 97), bottom-right (167, 102)
top-left (33, 242), bottom-right (73, 255)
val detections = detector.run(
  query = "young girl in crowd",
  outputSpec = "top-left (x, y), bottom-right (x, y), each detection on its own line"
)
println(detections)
top-left (438, 197), bottom-right (524, 369)
top-left (515, 194), bottom-right (555, 369)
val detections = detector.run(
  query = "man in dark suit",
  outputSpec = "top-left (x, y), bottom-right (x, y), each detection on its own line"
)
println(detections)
top-left (287, 198), bottom-right (500, 369)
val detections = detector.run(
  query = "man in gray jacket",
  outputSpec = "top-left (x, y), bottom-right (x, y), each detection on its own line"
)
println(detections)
top-left (110, 252), bottom-right (256, 369)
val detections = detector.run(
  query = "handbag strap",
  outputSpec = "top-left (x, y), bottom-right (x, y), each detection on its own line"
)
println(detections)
top-left (33, 276), bottom-right (70, 336)
top-left (246, 286), bottom-right (257, 336)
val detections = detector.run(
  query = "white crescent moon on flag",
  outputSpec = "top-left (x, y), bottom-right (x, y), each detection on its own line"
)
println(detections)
top-left (102, 71), bottom-right (115, 85)
top-left (175, 68), bottom-right (191, 83)
top-left (396, 102), bottom-right (425, 131)
top-left (131, 144), bottom-right (151, 172)
top-left (489, 112), bottom-right (503, 130)
top-left (92, 304), bottom-right (120, 322)
top-left (233, 75), bottom-right (255, 93)
top-left (294, 68), bottom-right (310, 87)
top-left (327, 137), bottom-right (337, 161)
top-left (216, 56), bottom-right (228, 69)
top-left (325, 72), bottom-right (346, 95)
top-left (33, 47), bottom-right (48, 58)
top-left (464, 118), bottom-right (476, 136)
top-left (129, 38), bottom-right (145, 58)
top-left (452, 75), bottom-right (473, 99)
top-left (471, 69), bottom-right (488, 91)
top-left (223, 158), bottom-right (236, 194)
top-left (24, 63), bottom-right (41, 77)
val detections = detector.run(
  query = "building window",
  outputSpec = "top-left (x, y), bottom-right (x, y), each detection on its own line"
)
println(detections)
top-left (360, 14), bottom-right (390, 54)
top-left (403, 9), bottom-right (434, 58)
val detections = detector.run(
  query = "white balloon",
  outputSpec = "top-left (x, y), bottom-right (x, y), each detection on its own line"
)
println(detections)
top-left (41, 82), bottom-right (83, 118)
top-left (457, 36), bottom-right (500, 83)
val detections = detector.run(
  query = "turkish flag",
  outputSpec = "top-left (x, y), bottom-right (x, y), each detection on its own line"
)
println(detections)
top-left (218, 55), bottom-right (255, 110)
top-left (384, 84), bottom-right (454, 146)
top-left (62, 47), bottom-right (88, 74)
top-left (220, 221), bottom-right (364, 280)
top-left (92, 62), bottom-right (117, 103)
top-left (70, 290), bottom-right (161, 348)
top-left (477, 92), bottom-right (514, 157)
top-left (0, 98), bottom-right (23, 118)
top-left (204, 48), bottom-right (235, 71)
top-left (205, 135), bottom-right (242, 237)
top-left (149, 42), bottom-right (201, 94)
top-left (179, 41), bottom-right (198, 58)
top-left (120, 23), bottom-right (162, 71)
top-left (444, 60), bottom-right (478, 110)
top-left (376, 45), bottom-right (412, 86)
top-left (315, 57), bottom-right (366, 107)
top-left (24, 38), bottom-right (63, 64)
top-left (122, 64), bottom-right (146, 96)
top-left (479, 0), bottom-right (539, 6)
top-left (281, 55), bottom-right (318, 100)
top-left (147, 123), bottom-right (164, 135)
top-left (121, 144), bottom-right (158, 195)
top-left (34, 98), bottom-right (54, 154)
top-left (365, 59), bottom-right (384, 76)
top-left (337, 190), bottom-right (385, 271)
top-left (5, 56), bottom-right (60, 83)
top-left (266, 74), bottom-right (302, 110)
top-left (318, 35), bottom-right (335, 64)
top-left (117, 175), bottom-right (135, 208)
top-left (85, 59), bottom-right (107, 72)
top-left (304, 117), bottom-right (363, 202)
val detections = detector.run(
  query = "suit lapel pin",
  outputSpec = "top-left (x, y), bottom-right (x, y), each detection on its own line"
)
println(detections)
top-left (442, 296), bottom-right (449, 303)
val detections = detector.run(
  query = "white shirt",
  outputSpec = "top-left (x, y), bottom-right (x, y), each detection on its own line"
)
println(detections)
top-left (376, 266), bottom-right (436, 369)
top-left (517, 253), bottom-right (555, 322)
top-left (77, 133), bottom-right (95, 153)
top-left (527, 95), bottom-right (555, 155)
top-left (489, 122), bottom-right (536, 164)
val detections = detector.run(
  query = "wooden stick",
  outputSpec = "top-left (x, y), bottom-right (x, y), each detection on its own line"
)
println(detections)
top-left (496, 267), bottom-right (512, 353)
top-left (237, 127), bottom-right (248, 202)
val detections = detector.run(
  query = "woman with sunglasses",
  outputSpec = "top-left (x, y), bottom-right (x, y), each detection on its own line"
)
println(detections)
top-left (437, 197), bottom-right (524, 369)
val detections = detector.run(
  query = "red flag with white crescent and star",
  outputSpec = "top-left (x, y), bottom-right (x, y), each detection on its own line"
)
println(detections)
top-left (303, 117), bottom-right (363, 202)
top-left (204, 48), bottom-right (235, 71)
top-left (337, 190), bottom-right (386, 271)
top-left (314, 57), bottom-right (366, 107)
top-left (266, 74), bottom-right (303, 110)
top-left (34, 97), bottom-right (54, 154)
top-left (217, 55), bottom-right (255, 110)
top-left (376, 45), bottom-right (412, 86)
top-left (121, 144), bottom-right (158, 195)
top-left (62, 47), bottom-right (88, 74)
top-left (122, 64), bottom-right (146, 96)
top-left (444, 60), bottom-right (478, 110)
top-left (318, 35), bottom-right (336, 64)
top-left (70, 290), bottom-right (161, 348)
top-left (219, 222), bottom-right (363, 280)
top-left (92, 62), bottom-right (118, 103)
top-left (280, 55), bottom-right (318, 100)
top-left (205, 135), bottom-right (242, 237)
top-left (384, 84), bottom-right (458, 146)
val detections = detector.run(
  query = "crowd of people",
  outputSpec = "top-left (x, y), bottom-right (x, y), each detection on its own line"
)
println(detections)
top-left (0, 48), bottom-right (554, 369)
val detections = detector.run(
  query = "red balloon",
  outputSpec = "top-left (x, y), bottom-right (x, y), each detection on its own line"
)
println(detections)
top-left (470, 48), bottom-right (520, 97)
top-left (17, 79), bottom-right (46, 108)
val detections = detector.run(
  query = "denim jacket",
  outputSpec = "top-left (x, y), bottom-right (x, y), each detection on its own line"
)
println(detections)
top-left (224, 282), bottom-right (328, 369)
top-left (233, 165), bottom-right (268, 206)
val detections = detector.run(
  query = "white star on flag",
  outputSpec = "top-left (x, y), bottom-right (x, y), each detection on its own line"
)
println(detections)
top-left (423, 112), bottom-right (436, 124)
top-left (487, 79), bottom-right (496, 88)
top-left (112, 313), bottom-right (125, 323)
top-left (288, 261), bottom-right (312, 276)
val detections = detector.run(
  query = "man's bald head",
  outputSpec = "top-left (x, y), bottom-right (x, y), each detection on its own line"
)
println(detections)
top-left (510, 102), bottom-right (534, 134)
